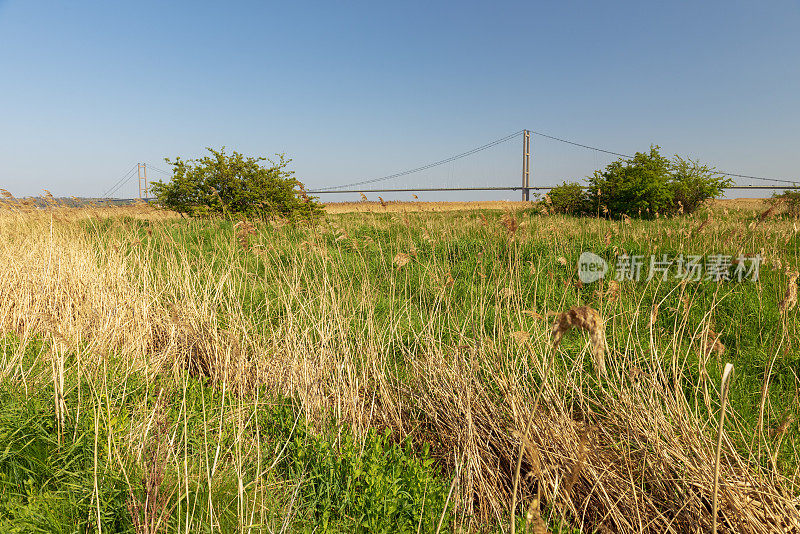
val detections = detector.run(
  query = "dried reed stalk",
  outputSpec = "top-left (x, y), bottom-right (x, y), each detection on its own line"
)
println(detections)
top-left (712, 363), bottom-right (734, 534)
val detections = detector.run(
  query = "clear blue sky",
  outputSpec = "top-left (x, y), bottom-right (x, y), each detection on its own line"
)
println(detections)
top-left (1, 0), bottom-right (798, 200)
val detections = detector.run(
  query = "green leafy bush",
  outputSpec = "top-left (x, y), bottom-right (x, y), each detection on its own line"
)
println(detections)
top-left (151, 147), bottom-right (323, 220)
top-left (587, 146), bottom-right (674, 218)
top-left (585, 146), bottom-right (730, 218)
top-left (670, 155), bottom-right (732, 214)
top-left (547, 181), bottom-right (590, 215)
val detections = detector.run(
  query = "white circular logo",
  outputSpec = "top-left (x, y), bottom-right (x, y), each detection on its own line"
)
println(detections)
top-left (578, 252), bottom-right (608, 283)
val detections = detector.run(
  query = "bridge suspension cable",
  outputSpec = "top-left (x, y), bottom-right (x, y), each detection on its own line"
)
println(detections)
top-left (101, 164), bottom-right (137, 198)
top-left (312, 128), bottom-right (797, 193)
top-left (311, 130), bottom-right (524, 192)
top-left (102, 129), bottom-right (797, 198)
top-left (144, 164), bottom-right (171, 176)
top-left (527, 130), bottom-right (797, 185)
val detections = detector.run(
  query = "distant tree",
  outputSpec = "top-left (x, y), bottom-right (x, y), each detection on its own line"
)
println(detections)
top-left (584, 146), bottom-right (729, 218)
top-left (150, 147), bottom-right (323, 220)
top-left (669, 156), bottom-right (731, 214)
top-left (587, 146), bottom-right (674, 218)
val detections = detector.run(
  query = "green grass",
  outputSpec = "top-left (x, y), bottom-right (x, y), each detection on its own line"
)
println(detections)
top-left (128, 210), bottom-right (798, 450)
top-left (0, 329), bottom-right (453, 532)
top-left (1, 205), bottom-right (798, 532)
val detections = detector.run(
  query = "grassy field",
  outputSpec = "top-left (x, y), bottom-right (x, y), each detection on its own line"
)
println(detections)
top-left (0, 199), bottom-right (798, 532)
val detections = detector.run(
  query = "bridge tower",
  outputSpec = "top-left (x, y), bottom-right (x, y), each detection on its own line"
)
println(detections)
top-left (138, 163), bottom-right (148, 199)
top-left (522, 130), bottom-right (531, 201)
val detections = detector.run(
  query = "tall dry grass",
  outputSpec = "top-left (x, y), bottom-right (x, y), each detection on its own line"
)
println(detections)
top-left (0, 201), bottom-right (798, 532)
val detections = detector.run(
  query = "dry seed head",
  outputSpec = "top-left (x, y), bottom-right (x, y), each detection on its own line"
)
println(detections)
top-left (233, 220), bottom-right (257, 250)
top-left (605, 280), bottom-right (621, 303)
top-left (648, 304), bottom-right (659, 328)
top-left (393, 252), bottom-right (411, 268)
top-left (779, 270), bottom-right (798, 313)
top-left (359, 192), bottom-right (368, 201)
top-left (702, 323), bottom-right (725, 359)
top-left (500, 210), bottom-right (520, 235)
top-left (772, 414), bottom-right (794, 439)
top-left (551, 306), bottom-right (607, 377)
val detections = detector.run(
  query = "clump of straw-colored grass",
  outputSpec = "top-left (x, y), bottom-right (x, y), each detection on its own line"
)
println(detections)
top-left (2, 205), bottom-right (800, 533)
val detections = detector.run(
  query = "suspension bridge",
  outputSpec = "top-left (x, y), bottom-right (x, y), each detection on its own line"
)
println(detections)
top-left (101, 129), bottom-right (798, 202)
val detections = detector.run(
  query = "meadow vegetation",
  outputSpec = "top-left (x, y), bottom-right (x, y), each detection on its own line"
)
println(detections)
top-left (0, 194), bottom-right (798, 532)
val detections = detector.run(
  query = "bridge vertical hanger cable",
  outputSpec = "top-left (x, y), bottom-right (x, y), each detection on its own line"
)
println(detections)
top-left (101, 164), bottom-right (138, 198)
